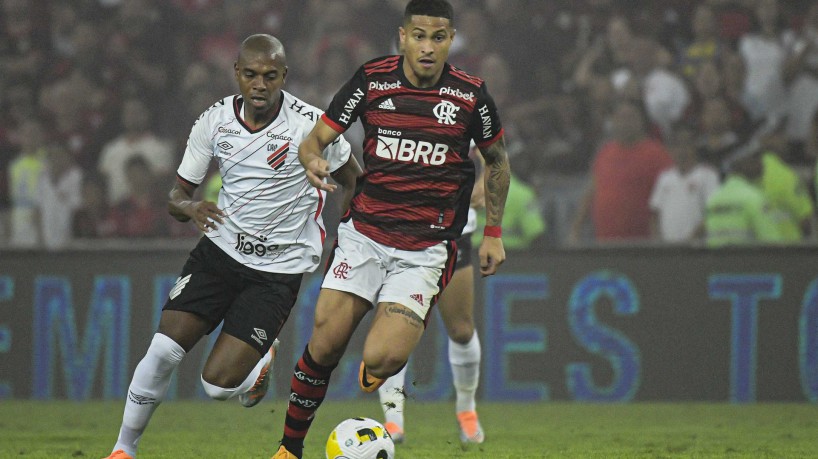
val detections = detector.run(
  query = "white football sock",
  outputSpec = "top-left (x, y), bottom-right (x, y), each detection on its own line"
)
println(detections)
top-left (113, 333), bottom-right (185, 456)
top-left (378, 366), bottom-right (407, 428)
top-left (201, 350), bottom-right (272, 400)
top-left (449, 331), bottom-right (480, 413)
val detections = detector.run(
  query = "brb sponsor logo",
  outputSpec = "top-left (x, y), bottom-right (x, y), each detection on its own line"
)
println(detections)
top-left (234, 233), bottom-right (280, 257)
top-left (375, 127), bottom-right (448, 165)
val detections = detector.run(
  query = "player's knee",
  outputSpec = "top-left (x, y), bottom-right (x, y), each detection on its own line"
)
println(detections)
top-left (200, 375), bottom-right (236, 401)
top-left (363, 353), bottom-right (405, 379)
top-left (448, 323), bottom-right (475, 345)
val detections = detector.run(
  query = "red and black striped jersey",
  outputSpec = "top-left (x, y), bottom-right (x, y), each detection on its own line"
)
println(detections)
top-left (322, 55), bottom-right (504, 250)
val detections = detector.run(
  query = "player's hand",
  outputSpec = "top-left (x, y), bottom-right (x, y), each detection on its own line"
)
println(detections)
top-left (304, 157), bottom-right (336, 192)
top-left (478, 236), bottom-right (506, 277)
top-left (190, 200), bottom-right (225, 233)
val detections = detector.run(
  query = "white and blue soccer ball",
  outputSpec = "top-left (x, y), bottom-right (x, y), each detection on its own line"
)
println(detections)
top-left (326, 417), bottom-right (395, 459)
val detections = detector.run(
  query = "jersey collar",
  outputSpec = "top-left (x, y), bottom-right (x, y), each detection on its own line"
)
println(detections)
top-left (233, 92), bottom-right (284, 134)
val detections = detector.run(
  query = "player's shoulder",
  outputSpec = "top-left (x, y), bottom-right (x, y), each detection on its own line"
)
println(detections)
top-left (280, 90), bottom-right (324, 125)
top-left (362, 55), bottom-right (401, 76)
top-left (194, 95), bottom-right (236, 124)
top-left (445, 63), bottom-right (485, 89)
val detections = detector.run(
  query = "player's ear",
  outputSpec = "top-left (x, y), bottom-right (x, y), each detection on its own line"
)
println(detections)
top-left (398, 26), bottom-right (406, 47)
top-left (282, 66), bottom-right (288, 82)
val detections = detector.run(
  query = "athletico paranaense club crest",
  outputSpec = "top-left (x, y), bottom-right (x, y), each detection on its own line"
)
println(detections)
top-left (267, 142), bottom-right (289, 170)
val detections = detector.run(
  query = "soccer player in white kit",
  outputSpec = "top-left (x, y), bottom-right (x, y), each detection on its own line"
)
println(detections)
top-left (103, 35), bottom-right (360, 459)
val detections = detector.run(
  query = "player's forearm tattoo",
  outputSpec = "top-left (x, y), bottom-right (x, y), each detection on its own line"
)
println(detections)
top-left (384, 303), bottom-right (423, 329)
top-left (481, 141), bottom-right (510, 227)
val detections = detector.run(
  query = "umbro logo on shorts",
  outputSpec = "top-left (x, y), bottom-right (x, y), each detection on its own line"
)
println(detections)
top-left (168, 274), bottom-right (192, 300)
top-left (251, 327), bottom-right (267, 346)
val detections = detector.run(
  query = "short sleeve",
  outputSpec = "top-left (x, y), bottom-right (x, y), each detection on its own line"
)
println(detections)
top-left (468, 82), bottom-right (504, 149)
top-left (324, 133), bottom-right (352, 173)
top-left (322, 66), bottom-right (368, 133)
top-left (176, 114), bottom-right (214, 185)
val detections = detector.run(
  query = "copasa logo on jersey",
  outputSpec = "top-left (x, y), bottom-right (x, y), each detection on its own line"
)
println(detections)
top-left (375, 127), bottom-right (448, 165)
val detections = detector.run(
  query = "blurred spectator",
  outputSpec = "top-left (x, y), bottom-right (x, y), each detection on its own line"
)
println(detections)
top-left (707, 0), bottom-right (754, 45)
top-left (613, 36), bottom-right (691, 137)
top-left (0, 0), bottom-right (47, 88)
top-left (98, 98), bottom-right (174, 205)
top-left (38, 143), bottom-right (83, 249)
top-left (7, 120), bottom-right (46, 247)
top-left (107, 156), bottom-right (169, 238)
top-left (680, 4), bottom-right (726, 79)
top-left (698, 97), bottom-right (742, 170)
top-left (649, 125), bottom-right (721, 242)
top-left (38, 70), bottom-right (108, 169)
top-left (705, 150), bottom-right (784, 246)
top-left (1, 0), bottom-right (817, 248)
top-left (569, 101), bottom-right (674, 243)
top-left (783, 3), bottom-right (818, 162)
top-left (472, 172), bottom-right (547, 251)
top-left (691, 59), bottom-right (751, 137)
top-left (759, 146), bottom-right (814, 241)
top-left (738, 0), bottom-right (789, 121)
top-left (73, 173), bottom-right (116, 239)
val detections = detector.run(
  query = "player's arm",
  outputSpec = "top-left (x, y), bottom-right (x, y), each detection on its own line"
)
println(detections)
top-left (477, 137), bottom-right (510, 277)
top-left (168, 177), bottom-right (224, 232)
top-left (299, 119), bottom-right (343, 192)
top-left (330, 155), bottom-right (362, 214)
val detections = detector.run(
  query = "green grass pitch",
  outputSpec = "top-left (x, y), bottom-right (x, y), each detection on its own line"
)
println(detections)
top-left (1, 400), bottom-right (817, 458)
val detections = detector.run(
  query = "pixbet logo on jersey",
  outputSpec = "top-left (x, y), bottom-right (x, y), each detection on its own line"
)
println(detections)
top-left (375, 128), bottom-right (447, 165)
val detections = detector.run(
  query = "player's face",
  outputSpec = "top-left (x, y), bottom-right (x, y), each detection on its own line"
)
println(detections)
top-left (399, 15), bottom-right (454, 88)
top-left (234, 51), bottom-right (287, 115)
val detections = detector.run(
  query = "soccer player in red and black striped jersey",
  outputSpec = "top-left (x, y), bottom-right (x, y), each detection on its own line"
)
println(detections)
top-left (272, 1), bottom-right (511, 457)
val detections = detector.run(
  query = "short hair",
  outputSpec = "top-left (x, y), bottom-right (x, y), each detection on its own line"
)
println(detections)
top-left (404, 0), bottom-right (454, 25)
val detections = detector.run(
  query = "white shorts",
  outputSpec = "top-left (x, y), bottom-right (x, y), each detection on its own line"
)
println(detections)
top-left (322, 219), bottom-right (456, 320)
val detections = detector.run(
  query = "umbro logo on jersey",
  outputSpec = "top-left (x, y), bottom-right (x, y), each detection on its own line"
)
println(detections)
top-left (267, 142), bottom-right (289, 170)
top-left (378, 98), bottom-right (396, 110)
top-left (168, 274), bottom-right (191, 300)
top-left (217, 141), bottom-right (233, 150)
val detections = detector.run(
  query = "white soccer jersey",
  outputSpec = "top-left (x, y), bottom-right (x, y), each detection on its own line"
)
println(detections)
top-left (177, 91), bottom-right (351, 273)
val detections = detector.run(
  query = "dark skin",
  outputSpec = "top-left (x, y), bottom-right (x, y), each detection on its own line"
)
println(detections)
top-left (162, 35), bottom-right (360, 388)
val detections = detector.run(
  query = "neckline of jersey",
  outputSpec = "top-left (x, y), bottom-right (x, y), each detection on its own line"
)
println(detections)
top-left (233, 92), bottom-right (285, 134)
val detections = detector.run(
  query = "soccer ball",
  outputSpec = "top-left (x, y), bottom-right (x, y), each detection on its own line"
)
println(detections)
top-left (326, 417), bottom-right (395, 459)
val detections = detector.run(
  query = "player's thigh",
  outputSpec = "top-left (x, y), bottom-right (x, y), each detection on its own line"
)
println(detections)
top-left (221, 271), bottom-right (303, 355)
top-left (438, 265), bottom-right (476, 343)
top-left (201, 332), bottom-right (262, 387)
top-left (157, 310), bottom-right (212, 352)
top-left (160, 238), bottom-right (238, 351)
top-left (363, 301), bottom-right (425, 370)
top-left (309, 288), bottom-right (371, 365)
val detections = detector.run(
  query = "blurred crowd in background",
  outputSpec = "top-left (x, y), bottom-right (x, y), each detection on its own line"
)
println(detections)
top-left (2, 0), bottom-right (818, 250)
